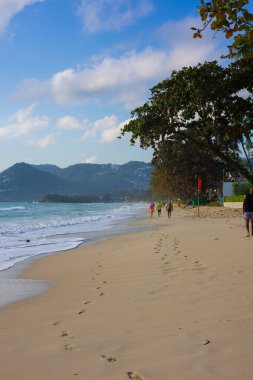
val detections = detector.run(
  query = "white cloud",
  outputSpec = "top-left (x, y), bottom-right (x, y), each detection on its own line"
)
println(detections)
top-left (101, 118), bottom-right (129, 142)
top-left (15, 48), bottom-right (170, 107)
top-left (156, 17), bottom-right (224, 68)
top-left (26, 133), bottom-right (55, 148)
top-left (12, 17), bottom-right (222, 109)
top-left (81, 129), bottom-right (97, 141)
top-left (57, 115), bottom-right (88, 130)
top-left (0, 0), bottom-right (44, 36)
top-left (0, 105), bottom-right (49, 139)
top-left (83, 155), bottom-right (97, 164)
top-left (78, 0), bottom-right (154, 34)
top-left (64, 114), bottom-right (127, 142)
top-left (50, 48), bottom-right (169, 105)
top-left (86, 115), bottom-right (123, 142)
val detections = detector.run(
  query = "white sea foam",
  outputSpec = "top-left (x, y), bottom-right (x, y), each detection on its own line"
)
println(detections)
top-left (0, 202), bottom-right (147, 271)
top-left (0, 206), bottom-right (26, 211)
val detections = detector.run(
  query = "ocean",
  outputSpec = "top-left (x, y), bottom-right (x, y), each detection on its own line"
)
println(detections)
top-left (0, 201), bottom-right (147, 273)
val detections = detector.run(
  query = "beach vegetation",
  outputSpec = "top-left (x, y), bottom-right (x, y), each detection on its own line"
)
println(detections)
top-left (206, 201), bottom-right (222, 207)
top-left (232, 181), bottom-right (252, 195)
top-left (193, 0), bottom-right (253, 58)
top-left (41, 189), bottom-right (153, 203)
top-left (150, 139), bottom-right (227, 199)
top-left (121, 58), bottom-right (253, 196)
top-left (224, 195), bottom-right (245, 202)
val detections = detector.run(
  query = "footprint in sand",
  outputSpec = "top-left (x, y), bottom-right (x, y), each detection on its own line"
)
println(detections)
top-left (127, 371), bottom-right (144, 379)
top-left (100, 292), bottom-right (104, 296)
top-left (78, 309), bottom-right (85, 315)
top-left (64, 343), bottom-right (76, 351)
top-left (84, 301), bottom-right (91, 305)
top-left (61, 331), bottom-right (69, 337)
top-left (101, 354), bottom-right (118, 363)
top-left (53, 321), bottom-right (61, 326)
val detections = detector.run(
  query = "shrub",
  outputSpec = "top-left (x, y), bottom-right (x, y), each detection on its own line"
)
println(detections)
top-left (224, 195), bottom-right (245, 202)
top-left (232, 182), bottom-right (252, 196)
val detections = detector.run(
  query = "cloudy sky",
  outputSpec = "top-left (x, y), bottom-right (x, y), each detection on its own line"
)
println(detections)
top-left (0, 0), bottom-right (225, 171)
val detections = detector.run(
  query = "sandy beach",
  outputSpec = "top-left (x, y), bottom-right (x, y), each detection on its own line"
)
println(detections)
top-left (1, 205), bottom-right (253, 380)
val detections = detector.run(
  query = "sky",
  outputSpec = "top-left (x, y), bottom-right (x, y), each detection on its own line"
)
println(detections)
top-left (0, 0), bottom-right (226, 171)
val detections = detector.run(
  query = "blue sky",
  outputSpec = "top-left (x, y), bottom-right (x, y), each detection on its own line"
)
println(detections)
top-left (0, 0), bottom-right (226, 171)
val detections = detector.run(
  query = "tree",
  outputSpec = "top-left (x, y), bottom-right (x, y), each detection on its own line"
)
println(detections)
top-left (193, 0), bottom-right (253, 58)
top-left (150, 139), bottom-right (229, 199)
top-left (121, 59), bottom-right (253, 183)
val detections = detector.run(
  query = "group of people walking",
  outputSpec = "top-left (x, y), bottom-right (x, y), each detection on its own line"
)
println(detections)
top-left (149, 188), bottom-right (253, 237)
top-left (149, 200), bottom-right (173, 218)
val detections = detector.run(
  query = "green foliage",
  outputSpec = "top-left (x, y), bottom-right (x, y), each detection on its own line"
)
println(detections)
top-left (191, 198), bottom-right (209, 206)
top-left (206, 201), bottom-right (222, 207)
top-left (194, 0), bottom-right (253, 58)
top-left (42, 194), bottom-right (100, 203)
top-left (41, 189), bottom-right (153, 203)
top-left (232, 182), bottom-right (252, 195)
top-left (150, 140), bottom-right (227, 199)
top-left (224, 195), bottom-right (245, 202)
top-left (122, 59), bottom-right (253, 186)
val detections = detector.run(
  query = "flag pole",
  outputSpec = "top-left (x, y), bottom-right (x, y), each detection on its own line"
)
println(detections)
top-left (197, 177), bottom-right (202, 217)
top-left (197, 186), bottom-right (200, 217)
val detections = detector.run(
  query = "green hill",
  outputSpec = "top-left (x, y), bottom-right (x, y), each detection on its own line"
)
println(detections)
top-left (0, 161), bottom-right (152, 201)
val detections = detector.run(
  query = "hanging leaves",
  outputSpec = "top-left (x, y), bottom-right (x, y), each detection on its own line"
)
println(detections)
top-left (194, 0), bottom-right (253, 58)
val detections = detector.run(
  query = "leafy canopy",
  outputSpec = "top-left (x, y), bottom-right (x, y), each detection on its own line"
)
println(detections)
top-left (151, 139), bottom-right (228, 199)
top-left (193, 0), bottom-right (253, 58)
top-left (121, 58), bottom-right (253, 184)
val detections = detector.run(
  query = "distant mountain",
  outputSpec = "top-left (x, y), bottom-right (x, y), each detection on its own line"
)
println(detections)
top-left (0, 161), bottom-right (152, 201)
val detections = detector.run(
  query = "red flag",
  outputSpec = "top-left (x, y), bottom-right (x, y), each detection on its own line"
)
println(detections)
top-left (198, 178), bottom-right (202, 191)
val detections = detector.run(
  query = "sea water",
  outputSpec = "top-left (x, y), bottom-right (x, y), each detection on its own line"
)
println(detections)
top-left (0, 201), bottom-right (147, 273)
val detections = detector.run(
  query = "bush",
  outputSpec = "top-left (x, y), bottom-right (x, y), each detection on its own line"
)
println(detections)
top-left (224, 195), bottom-right (245, 202)
top-left (206, 201), bottom-right (222, 207)
top-left (232, 182), bottom-right (252, 195)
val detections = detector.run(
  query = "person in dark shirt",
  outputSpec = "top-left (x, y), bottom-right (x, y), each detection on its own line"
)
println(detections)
top-left (243, 188), bottom-right (253, 237)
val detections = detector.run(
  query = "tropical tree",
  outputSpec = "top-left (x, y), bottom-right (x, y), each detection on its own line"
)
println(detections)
top-left (121, 59), bottom-right (253, 183)
top-left (150, 139), bottom-right (229, 199)
top-left (193, 0), bottom-right (253, 58)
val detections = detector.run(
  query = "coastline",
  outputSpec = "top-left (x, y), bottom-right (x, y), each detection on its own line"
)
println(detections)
top-left (1, 206), bottom-right (253, 379)
top-left (0, 210), bottom-right (151, 308)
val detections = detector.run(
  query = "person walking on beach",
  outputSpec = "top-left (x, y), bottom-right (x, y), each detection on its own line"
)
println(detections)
top-left (166, 200), bottom-right (173, 218)
top-left (156, 200), bottom-right (162, 217)
top-left (243, 188), bottom-right (253, 237)
top-left (149, 202), bottom-right (154, 218)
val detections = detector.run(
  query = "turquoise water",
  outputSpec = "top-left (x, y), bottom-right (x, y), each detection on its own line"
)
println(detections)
top-left (0, 202), bottom-right (146, 271)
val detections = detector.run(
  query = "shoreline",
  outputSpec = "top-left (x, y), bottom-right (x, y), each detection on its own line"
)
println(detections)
top-left (1, 207), bottom-right (253, 379)
top-left (0, 211), bottom-right (152, 308)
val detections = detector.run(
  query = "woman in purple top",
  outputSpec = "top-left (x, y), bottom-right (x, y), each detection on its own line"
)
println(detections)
top-left (243, 188), bottom-right (253, 237)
